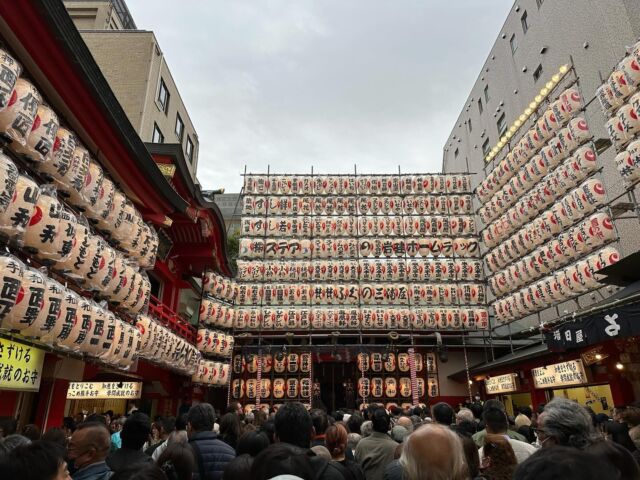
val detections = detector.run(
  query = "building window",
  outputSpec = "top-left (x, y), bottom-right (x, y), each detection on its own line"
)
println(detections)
top-left (482, 138), bottom-right (491, 156)
top-left (175, 113), bottom-right (184, 141)
top-left (533, 64), bottom-right (543, 82)
top-left (152, 123), bottom-right (164, 143)
top-left (478, 98), bottom-right (483, 114)
top-left (158, 78), bottom-right (170, 114)
top-left (521, 11), bottom-right (529, 34)
top-left (510, 34), bottom-right (518, 54)
top-left (536, 0), bottom-right (544, 8)
top-left (484, 85), bottom-right (490, 103)
top-left (454, 148), bottom-right (459, 158)
top-left (468, 118), bottom-right (472, 132)
top-left (186, 135), bottom-right (194, 163)
top-left (497, 113), bottom-right (507, 136)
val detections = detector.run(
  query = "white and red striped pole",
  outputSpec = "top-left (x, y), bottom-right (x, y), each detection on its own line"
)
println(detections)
top-left (408, 348), bottom-right (419, 407)
top-left (256, 351), bottom-right (262, 410)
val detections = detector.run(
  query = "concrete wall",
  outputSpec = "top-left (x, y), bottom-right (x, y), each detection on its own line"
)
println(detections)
top-left (442, 0), bottom-right (640, 337)
top-left (437, 350), bottom-right (486, 398)
top-left (65, 1), bottom-right (123, 30)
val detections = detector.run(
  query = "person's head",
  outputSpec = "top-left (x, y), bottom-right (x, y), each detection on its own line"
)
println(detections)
top-left (621, 406), bottom-right (640, 427)
top-left (220, 413), bottom-right (241, 445)
top-left (481, 434), bottom-right (517, 475)
top-left (371, 407), bottom-right (391, 434)
top-left (346, 413), bottom-right (363, 434)
top-left (347, 432), bottom-right (361, 452)
top-left (400, 424), bottom-right (468, 480)
top-left (360, 419), bottom-right (373, 437)
top-left (121, 412), bottom-right (151, 451)
top-left (515, 413), bottom-right (532, 428)
top-left (21, 424), bottom-right (41, 442)
top-left (187, 403), bottom-right (216, 435)
top-left (585, 438), bottom-right (640, 479)
top-left (396, 416), bottom-right (414, 433)
top-left (222, 454), bottom-right (253, 480)
top-left (458, 434), bottom-right (480, 478)
top-left (455, 408), bottom-right (474, 425)
top-left (174, 414), bottom-right (188, 432)
top-left (156, 441), bottom-right (195, 480)
top-left (251, 443), bottom-right (315, 480)
top-left (483, 399), bottom-right (505, 412)
top-left (514, 446), bottom-right (612, 480)
top-left (325, 423), bottom-right (348, 459)
top-left (518, 406), bottom-right (533, 419)
top-left (274, 402), bottom-right (313, 448)
top-left (42, 428), bottom-right (68, 449)
top-left (236, 430), bottom-right (270, 457)
top-left (62, 417), bottom-right (76, 438)
top-left (483, 406), bottom-right (508, 435)
top-left (0, 417), bottom-right (17, 438)
top-left (391, 425), bottom-right (409, 443)
top-left (453, 420), bottom-right (477, 438)
top-left (158, 417), bottom-right (175, 439)
top-left (259, 419), bottom-right (276, 444)
top-left (227, 402), bottom-right (243, 416)
top-left (517, 425), bottom-right (536, 444)
top-left (67, 422), bottom-right (111, 470)
top-left (603, 421), bottom-right (637, 452)
top-left (431, 402), bottom-right (455, 426)
top-left (310, 445), bottom-right (331, 460)
top-left (537, 398), bottom-right (595, 449)
top-left (0, 433), bottom-right (31, 455)
top-left (110, 464), bottom-right (168, 480)
top-left (0, 441), bottom-right (70, 480)
top-left (310, 409), bottom-right (329, 436)
top-left (167, 430), bottom-right (188, 446)
top-left (85, 414), bottom-right (107, 426)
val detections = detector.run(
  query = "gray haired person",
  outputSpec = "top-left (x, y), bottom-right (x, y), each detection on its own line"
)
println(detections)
top-left (536, 397), bottom-right (597, 449)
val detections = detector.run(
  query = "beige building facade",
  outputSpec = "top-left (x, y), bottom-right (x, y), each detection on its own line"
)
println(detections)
top-left (64, 1), bottom-right (200, 179)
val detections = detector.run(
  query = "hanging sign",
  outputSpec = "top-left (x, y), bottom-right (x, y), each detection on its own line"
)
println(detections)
top-left (485, 373), bottom-right (519, 394)
top-left (531, 359), bottom-right (588, 389)
top-left (0, 338), bottom-right (45, 392)
top-left (66, 381), bottom-right (143, 399)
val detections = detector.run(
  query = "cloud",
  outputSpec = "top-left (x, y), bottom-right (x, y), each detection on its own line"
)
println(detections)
top-left (127, 0), bottom-right (512, 191)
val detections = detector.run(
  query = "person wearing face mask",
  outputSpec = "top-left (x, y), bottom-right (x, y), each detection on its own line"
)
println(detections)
top-left (67, 422), bottom-right (113, 480)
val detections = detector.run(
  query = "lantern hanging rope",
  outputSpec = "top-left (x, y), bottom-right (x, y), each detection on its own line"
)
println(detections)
top-left (463, 334), bottom-right (473, 404)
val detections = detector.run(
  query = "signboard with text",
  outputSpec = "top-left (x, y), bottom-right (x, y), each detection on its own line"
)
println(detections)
top-left (0, 338), bottom-right (45, 392)
top-left (485, 373), bottom-right (519, 394)
top-left (66, 381), bottom-right (142, 400)
top-left (532, 360), bottom-right (588, 389)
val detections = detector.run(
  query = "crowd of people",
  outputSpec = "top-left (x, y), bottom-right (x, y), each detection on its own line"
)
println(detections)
top-left (1, 397), bottom-right (640, 479)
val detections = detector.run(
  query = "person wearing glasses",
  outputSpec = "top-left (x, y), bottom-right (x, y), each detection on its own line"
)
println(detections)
top-left (67, 422), bottom-right (112, 480)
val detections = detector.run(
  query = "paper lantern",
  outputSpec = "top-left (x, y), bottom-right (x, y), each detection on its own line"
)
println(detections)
top-left (0, 174), bottom-right (40, 240)
top-left (0, 154), bottom-right (18, 217)
top-left (0, 78), bottom-right (41, 146)
top-left (96, 187), bottom-right (126, 236)
top-left (399, 378), bottom-right (412, 398)
top-left (0, 266), bottom-right (45, 333)
top-left (284, 378), bottom-right (299, 398)
top-left (22, 188), bottom-right (62, 259)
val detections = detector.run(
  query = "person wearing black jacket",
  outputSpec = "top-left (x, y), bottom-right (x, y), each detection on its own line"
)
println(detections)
top-left (106, 412), bottom-right (153, 474)
top-left (187, 403), bottom-right (235, 480)
top-left (274, 402), bottom-right (350, 480)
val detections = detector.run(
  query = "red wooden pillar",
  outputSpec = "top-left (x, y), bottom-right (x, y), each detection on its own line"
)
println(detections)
top-left (0, 390), bottom-right (19, 416)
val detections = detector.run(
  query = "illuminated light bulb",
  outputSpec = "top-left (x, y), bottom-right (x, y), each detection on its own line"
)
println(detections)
top-left (616, 362), bottom-right (624, 370)
top-left (515, 119), bottom-right (522, 127)
top-left (506, 131), bottom-right (513, 139)
top-left (509, 125), bottom-right (517, 133)
top-left (551, 74), bottom-right (560, 83)
top-left (525, 107), bottom-right (532, 115)
top-left (595, 353), bottom-right (602, 360)
top-left (501, 135), bottom-right (508, 143)
top-left (529, 101), bottom-right (537, 109)
top-left (535, 95), bottom-right (543, 103)
top-left (519, 114), bottom-right (527, 122)
top-left (540, 87), bottom-right (549, 96)
top-left (468, 380), bottom-right (473, 385)
top-left (559, 64), bottom-right (569, 74)
top-left (546, 81), bottom-right (554, 89)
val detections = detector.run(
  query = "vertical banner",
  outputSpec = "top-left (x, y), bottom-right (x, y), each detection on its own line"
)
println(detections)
top-left (256, 350), bottom-right (262, 408)
top-left (408, 347), bottom-right (418, 406)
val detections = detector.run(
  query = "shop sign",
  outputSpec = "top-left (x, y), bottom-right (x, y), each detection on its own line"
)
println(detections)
top-left (67, 381), bottom-right (142, 400)
top-left (485, 373), bottom-right (519, 394)
top-left (544, 303), bottom-right (640, 351)
top-left (532, 360), bottom-right (587, 389)
top-left (0, 338), bottom-right (45, 392)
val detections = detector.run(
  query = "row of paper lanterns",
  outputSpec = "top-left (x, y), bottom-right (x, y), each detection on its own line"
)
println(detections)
top-left (494, 247), bottom-right (620, 323)
top-left (233, 353), bottom-right (313, 374)
top-left (488, 212), bottom-right (616, 296)
top-left (484, 177), bottom-right (607, 257)
top-left (597, 40), bottom-right (640, 119)
top-left (357, 352), bottom-right (436, 373)
top-left (192, 360), bottom-right (230, 386)
top-left (238, 258), bottom-right (478, 282)
top-left (477, 86), bottom-right (584, 203)
top-left (242, 195), bottom-right (474, 216)
top-left (136, 315), bottom-right (201, 376)
top-left (479, 123), bottom-right (594, 227)
top-left (358, 377), bottom-right (430, 399)
top-left (605, 92), bottom-right (640, 153)
top-left (0, 50), bottom-right (158, 269)
top-left (244, 174), bottom-right (472, 195)
top-left (233, 306), bottom-right (489, 330)
top-left (232, 281), bottom-right (485, 306)
top-left (482, 144), bottom-right (599, 248)
top-left (239, 237), bottom-right (480, 261)
top-left (196, 328), bottom-right (234, 358)
top-left (236, 260), bottom-right (484, 293)
top-left (240, 215), bottom-right (476, 238)
top-left (202, 271), bottom-right (237, 303)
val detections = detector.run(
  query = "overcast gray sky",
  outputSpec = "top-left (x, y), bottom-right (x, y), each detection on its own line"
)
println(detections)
top-left (127, 1), bottom-right (513, 192)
